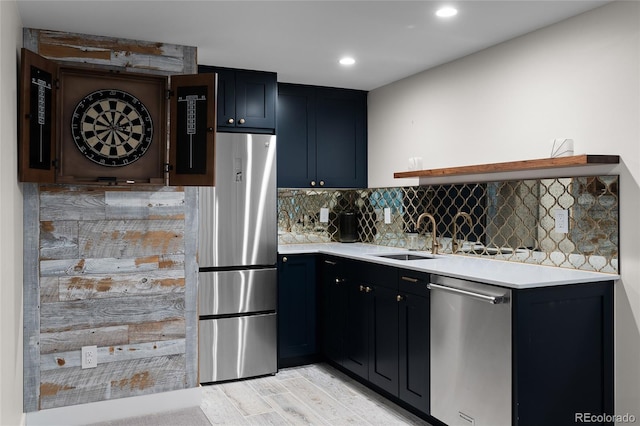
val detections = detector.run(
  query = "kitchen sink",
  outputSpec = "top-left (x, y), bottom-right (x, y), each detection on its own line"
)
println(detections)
top-left (373, 253), bottom-right (436, 261)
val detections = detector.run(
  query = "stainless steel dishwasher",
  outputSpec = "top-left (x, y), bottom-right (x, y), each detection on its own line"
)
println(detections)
top-left (428, 275), bottom-right (512, 426)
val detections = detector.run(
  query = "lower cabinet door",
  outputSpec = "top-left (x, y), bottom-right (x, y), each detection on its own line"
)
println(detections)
top-left (343, 280), bottom-right (369, 379)
top-left (399, 293), bottom-right (430, 414)
top-left (278, 255), bottom-right (317, 363)
top-left (368, 284), bottom-right (400, 395)
top-left (320, 257), bottom-right (347, 365)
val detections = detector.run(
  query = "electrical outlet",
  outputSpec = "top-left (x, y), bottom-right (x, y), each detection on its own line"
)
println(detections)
top-left (554, 209), bottom-right (569, 233)
top-left (319, 208), bottom-right (329, 223)
top-left (384, 208), bottom-right (392, 224)
top-left (81, 345), bottom-right (98, 369)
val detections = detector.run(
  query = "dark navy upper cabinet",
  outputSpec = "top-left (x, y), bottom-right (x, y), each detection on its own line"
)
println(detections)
top-left (199, 65), bottom-right (276, 133)
top-left (277, 83), bottom-right (367, 188)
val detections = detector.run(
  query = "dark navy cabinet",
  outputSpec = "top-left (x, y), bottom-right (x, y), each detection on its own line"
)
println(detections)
top-left (199, 65), bottom-right (276, 133)
top-left (512, 281), bottom-right (614, 426)
top-left (397, 270), bottom-right (430, 415)
top-left (319, 256), bottom-right (429, 415)
top-left (277, 254), bottom-right (318, 367)
top-left (277, 84), bottom-right (367, 188)
top-left (316, 253), bottom-right (613, 425)
top-left (319, 256), bottom-right (348, 366)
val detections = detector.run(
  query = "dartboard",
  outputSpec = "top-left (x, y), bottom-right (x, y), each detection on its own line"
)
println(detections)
top-left (71, 89), bottom-right (153, 167)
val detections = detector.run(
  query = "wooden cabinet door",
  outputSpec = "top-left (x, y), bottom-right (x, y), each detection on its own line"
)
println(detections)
top-left (368, 284), bottom-right (400, 395)
top-left (168, 73), bottom-right (216, 186)
top-left (315, 88), bottom-right (367, 188)
top-left (276, 84), bottom-right (316, 187)
top-left (399, 293), bottom-right (430, 414)
top-left (198, 66), bottom-right (276, 132)
top-left (235, 71), bottom-right (276, 130)
top-left (276, 84), bottom-right (367, 188)
top-left (343, 277), bottom-right (369, 379)
top-left (398, 271), bottom-right (431, 414)
top-left (210, 67), bottom-right (236, 129)
top-left (19, 48), bottom-right (58, 183)
top-left (277, 254), bottom-right (317, 365)
top-left (513, 282), bottom-right (614, 426)
top-left (320, 256), bottom-right (348, 366)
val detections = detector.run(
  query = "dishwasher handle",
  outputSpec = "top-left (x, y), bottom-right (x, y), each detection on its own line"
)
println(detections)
top-left (427, 282), bottom-right (510, 305)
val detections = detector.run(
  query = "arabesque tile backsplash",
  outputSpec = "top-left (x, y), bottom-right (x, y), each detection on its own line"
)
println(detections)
top-left (278, 175), bottom-right (619, 273)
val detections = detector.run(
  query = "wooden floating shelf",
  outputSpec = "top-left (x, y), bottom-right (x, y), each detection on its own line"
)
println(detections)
top-left (394, 154), bottom-right (620, 179)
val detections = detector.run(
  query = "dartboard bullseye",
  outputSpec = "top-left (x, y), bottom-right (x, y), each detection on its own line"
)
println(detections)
top-left (71, 89), bottom-right (153, 167)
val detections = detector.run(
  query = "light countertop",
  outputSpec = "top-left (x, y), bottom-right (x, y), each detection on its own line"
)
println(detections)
top-left (278, 243), bottom-right (619, 289)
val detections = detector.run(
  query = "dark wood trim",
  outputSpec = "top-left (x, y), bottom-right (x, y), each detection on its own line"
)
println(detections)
top-left (394, 155), bottom-right (620, 179)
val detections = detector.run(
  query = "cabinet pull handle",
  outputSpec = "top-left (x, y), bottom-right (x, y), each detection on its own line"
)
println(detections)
top-left (324, 260), bottom-right (337, 265)
top-left (238, 118), bottom-right (246, 124)
top-left (401, 276), bottom-right (419, 283)
top-left (335, 278), bottom-right (346, 284)
top-left (396, 295), bottom-right (404, 302)
top-left (227, 118), bottom-right (234, 124)
top-left (282, 256), bottom-right (288, 263)
top-left (359, 285), bottom-right (365, 292)
top-left (310, 180), bottom-right (317, 187)
top-left (319, 180), bottom-right (325, 186)
top-left (365, 286), bottom-right (372, 293)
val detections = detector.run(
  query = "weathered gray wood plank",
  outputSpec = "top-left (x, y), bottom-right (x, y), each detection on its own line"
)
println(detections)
top-left (105, 190), bottom-right (185, 220)
top-left (183, 46), bottom-right (197, 74)
top-left (78, 220), bottom-right (185, 258)
top-left (40, 220), bottom-right (79, 260)
top-left (31, 28), bottom-right (194, 75)
top-left (184, 187), bottom-right (199, 387)
top-left (39, 355), bottom-right (187, 409)
top-left (23, 183), bottom-right (41, 412)
top-left (40, 293), bottom-right (185, 333)
top-left (56, 269), bottom-right (185, 301)
top-left (40, 254), bottom-right (185, 277)
top-left (40, 276), bottom-right (60, 304)
top-left (40, 326), bottom-right (129, 354)
top-left (39, 185), bottom-right (106, 221)
top-left (41, 339), bottom-right (186, 371)
top-left (128, 319), bottom-right (186, 344)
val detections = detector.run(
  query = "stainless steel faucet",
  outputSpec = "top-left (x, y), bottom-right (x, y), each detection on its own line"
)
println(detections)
top-left (416, 212), bottom-right (439, 254)
top-left (452, 212), bottom-right (473, 253)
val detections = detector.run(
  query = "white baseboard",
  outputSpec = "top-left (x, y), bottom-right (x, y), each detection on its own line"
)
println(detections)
top-left (25, 387), bottom-right (202, 426)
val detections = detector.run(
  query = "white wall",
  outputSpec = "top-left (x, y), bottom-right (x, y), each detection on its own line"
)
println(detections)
top-left (369, 0), bottom-right (639, 415)
top-left (0, 0), bottom-right (24, 425)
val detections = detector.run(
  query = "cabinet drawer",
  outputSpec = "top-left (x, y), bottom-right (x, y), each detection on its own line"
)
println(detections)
top-left (359, 261), bottom-right (397, 290)
top-left (398, 270), bottom-right (430, 297)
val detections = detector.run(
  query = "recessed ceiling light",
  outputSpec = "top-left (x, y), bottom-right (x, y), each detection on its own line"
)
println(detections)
top-left (339, 57), bottom-right (356, 66)
top-left (435, 6), bottom-right (458, 18)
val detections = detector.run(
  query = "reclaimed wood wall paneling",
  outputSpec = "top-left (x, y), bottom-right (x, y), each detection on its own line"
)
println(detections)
top-left (40, 326), bottom-right (130, 355)
top-left (26, 28), bottom-right (197, 76)
top-left (41, 339), bottom-right (186, 371)
top-left (23, 183), bottom-right (41, 412)
top-left (23, 28), bottom-right (199, 412)
top-left (39, 355), bottom-right (187, 409)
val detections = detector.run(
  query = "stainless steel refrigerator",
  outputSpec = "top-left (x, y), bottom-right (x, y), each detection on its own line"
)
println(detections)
top-left (198, 132), bottom-right (277, 383)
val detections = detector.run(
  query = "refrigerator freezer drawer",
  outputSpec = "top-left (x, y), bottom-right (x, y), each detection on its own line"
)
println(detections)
top-left (199, 313), bottom-right (277, 383)
top-left (199, 268), bottom-right (277, 316)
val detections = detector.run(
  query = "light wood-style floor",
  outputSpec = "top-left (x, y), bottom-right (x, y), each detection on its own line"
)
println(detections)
top-left (199, 362), bottom-right (432, 425)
